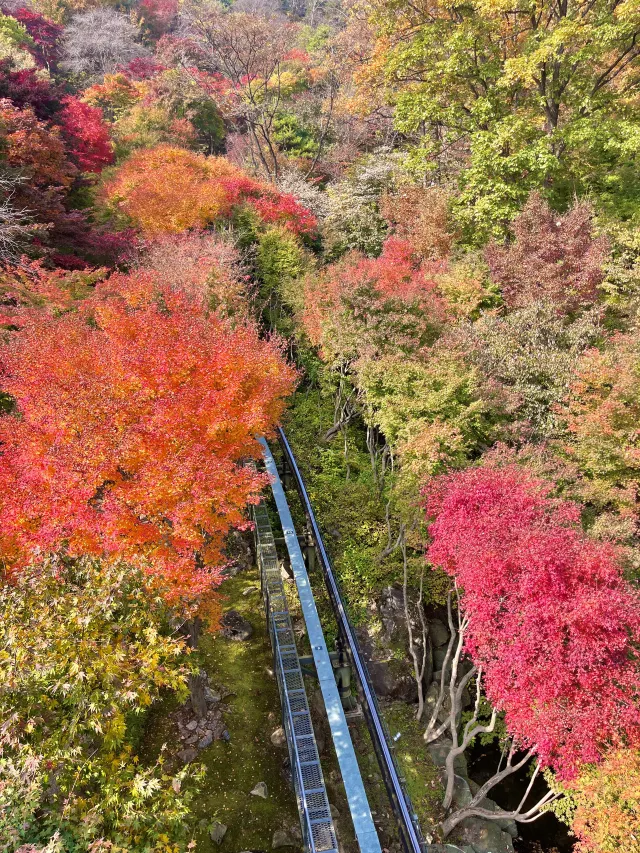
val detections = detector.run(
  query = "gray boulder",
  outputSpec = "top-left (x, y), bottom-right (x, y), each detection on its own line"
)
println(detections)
top-left (451, 775), bottom-right (473, 810)
top-left (379, 585), bottom-right (410, 646)
top-left (209, 822), bottom-right (227, 844)
top-left (272, 826), bottom-right (302, 849)
top-left (351, 586), bottom-right (439, 701)
top-left (433, 648), bottom-right (450, 671)
top-left (425, 681), bottom-right (456, 726)
top-left (356, 624), bottom-right (420, 703)
top-left (223, 529), bottom-right (253, 575)
top-left (177, 747), bottom-right (198, 764)
top-left (205, 686), bottom-right (221, 704)
top-left (270, 726), bottom-right (286, 747)
top-left (455, 817), bottom-right (514, 853)
top-left (367, 658), bottom-right (419, 703)
top-left (198, 732), bottom-right (213, 749)
top-left (427, 737), bottom-right (468, 776)
top-left (429, 619), bottom-right (450, 648)
top-left (447, 777), bottom-right (517, 843)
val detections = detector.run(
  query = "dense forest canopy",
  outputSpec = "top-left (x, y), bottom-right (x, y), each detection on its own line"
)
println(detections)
top-left (1, 0), bottom-right (640, 850)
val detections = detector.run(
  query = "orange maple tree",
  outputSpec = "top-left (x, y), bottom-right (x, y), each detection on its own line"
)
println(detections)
top-left (103, 144), bottom-right (317, 237)
top-left (563, 745), bottom-right (640, 853)
top-left (0, 267), bottom-right (296, 602)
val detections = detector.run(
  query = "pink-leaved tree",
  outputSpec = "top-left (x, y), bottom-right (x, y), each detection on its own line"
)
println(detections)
top-left (423, 464), bottom-right (640, 836)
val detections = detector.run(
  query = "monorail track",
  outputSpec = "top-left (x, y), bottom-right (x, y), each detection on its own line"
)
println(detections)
top-left (262, 427), bottom-right (428, 853)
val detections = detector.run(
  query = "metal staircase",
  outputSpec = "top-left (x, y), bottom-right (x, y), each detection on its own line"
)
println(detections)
top-left (253, 500), bottom-right (339, 853)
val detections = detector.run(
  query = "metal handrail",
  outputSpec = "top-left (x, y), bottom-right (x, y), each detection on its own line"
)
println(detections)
top-left (260, 437), bottom-right (382, 853)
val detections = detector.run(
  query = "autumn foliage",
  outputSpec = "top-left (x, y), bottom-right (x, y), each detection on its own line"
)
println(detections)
top-left (0, 260), bottom-right (107, 327)
top-left (138, 0), bottom-right (178, 38)
top-left (424, 465), bottom-right (640, 778)
top-left (138, 231), bottom-right (248, 316)
top-left (1, 0), bottom-right (640, 843)
top-left (0, 96), bottom-right (73, 188)
top-left (302, 237), bottom-right (446, 363)
top-left (560, 328), bottom-right (640, 521)
top-left (0, 83), bottom-right (118, 265)
top-left (8, 7), bottom-right (62, 67)
top-left (0, 61), bottom-right (61, 118)
top-left (563, 746), bottom-right (640, 853)
top-left (0, 269), bottom-right (296, 602)
top-left (485, 194), bottom-right (609, 312)
top-left (104, 145), bottom-right (318, 236)
top-left (82, 71), bottom-right (143, 119)
top-left (379, 185), bottom-right (454, 260)
top-left (57, 94), bottom-right (113, 171)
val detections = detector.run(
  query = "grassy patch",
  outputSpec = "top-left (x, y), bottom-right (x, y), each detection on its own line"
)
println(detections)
top-left (141, 568), bottom-right (299, 852)
top-left (384, 702), bottom-right (445, 838)
top-left (282, 390), bottom-right (399, 622)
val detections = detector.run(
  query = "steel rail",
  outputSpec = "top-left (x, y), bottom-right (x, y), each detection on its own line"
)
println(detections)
top-left (276, 426), bottom-right (427, 853)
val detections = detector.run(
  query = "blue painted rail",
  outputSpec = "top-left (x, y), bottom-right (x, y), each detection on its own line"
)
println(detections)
top-left (259, 437), bottom-right (383, 853)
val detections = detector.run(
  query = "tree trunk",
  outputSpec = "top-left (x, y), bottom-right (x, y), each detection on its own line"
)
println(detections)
top-left (181, 616), bottom-right (207, 716)
top-left (189, 671), bottom-right (208, 718)
top-left (402, 536), bottom-right (428, 720)
top-left (442, 755), bottom-right (560, 837)
top-left (183, 616), bottom-right (201, 649)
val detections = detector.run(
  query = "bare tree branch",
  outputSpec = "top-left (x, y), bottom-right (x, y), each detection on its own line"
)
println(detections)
top-left (61, 8), bottom-right (148, 82)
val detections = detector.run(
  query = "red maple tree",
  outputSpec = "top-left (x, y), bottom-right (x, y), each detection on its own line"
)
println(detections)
top-left (424, 464), bottom-right (640, 779)
top-left (137, 0), bottom-right (178, 38)
top-left (8, 7), bottom-right (62, 68)
top-left (58, 96), bottom-right (114, 173)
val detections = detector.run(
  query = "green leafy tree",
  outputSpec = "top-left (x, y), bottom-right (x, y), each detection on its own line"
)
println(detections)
top-left (0, 556), bottom-right (199, 851)
top-left (256, 224), bottom-right (311, 333)
top-left (272, 111), bottom-right (319, 158)
top-left (357, 347), bottom-right (502, 478)
top-left (356, 0), bottom-right (640, 236)
top-left (456, 301), bottom-right (603, 440)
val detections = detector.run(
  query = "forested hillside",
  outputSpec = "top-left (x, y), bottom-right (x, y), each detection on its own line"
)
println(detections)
top-left (1, 0), bottom-right (640, 851)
